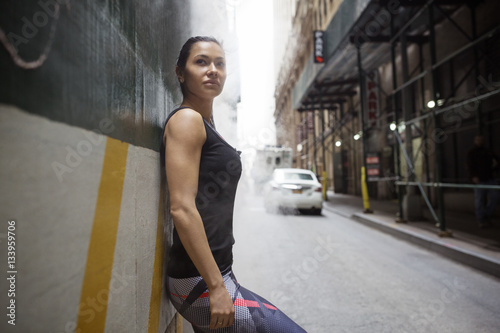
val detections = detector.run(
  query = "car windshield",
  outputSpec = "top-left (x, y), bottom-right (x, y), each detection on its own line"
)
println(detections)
top-left (278, 172), bottom-right (314, 181)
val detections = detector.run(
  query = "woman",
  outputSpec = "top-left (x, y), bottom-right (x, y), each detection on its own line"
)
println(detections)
top-left (162, 36), bottom-right (307, 332)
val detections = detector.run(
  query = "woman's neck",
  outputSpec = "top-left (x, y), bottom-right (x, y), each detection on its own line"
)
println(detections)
top-left (180, 96), bottom-right (213, 122)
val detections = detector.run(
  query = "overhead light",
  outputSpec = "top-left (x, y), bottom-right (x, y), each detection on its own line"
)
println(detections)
top-left (335, 140), bottom-right (342, 147)
top-left (427, 100), bottom-right (436, 109)
top-left (389, 122), bottom-right (397, 131)
top-left (297, 144), bottom-right (303, 152)
top-left (353, 134), bottom-right (360, 141)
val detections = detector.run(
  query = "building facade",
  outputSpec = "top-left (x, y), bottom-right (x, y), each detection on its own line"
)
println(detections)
top-left (274, 0), bottom-right (344, 185)
top-left (274, 0), bottom-right (500, 224)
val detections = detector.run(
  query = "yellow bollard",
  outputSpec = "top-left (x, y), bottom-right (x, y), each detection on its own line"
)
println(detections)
top-left (361, 166), bottom-right (373, 213)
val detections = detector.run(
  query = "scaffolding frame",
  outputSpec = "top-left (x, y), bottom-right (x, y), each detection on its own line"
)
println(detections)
top-left (370, 1), bottom-right (499, 235)
top-left (297, 76), bottom-right (359, 194)
top-left (292, 0), bottom-right (500, 236)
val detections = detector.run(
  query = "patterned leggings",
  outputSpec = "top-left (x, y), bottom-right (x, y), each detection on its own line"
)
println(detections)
top-left (167, 268), bottom-right (307, 333)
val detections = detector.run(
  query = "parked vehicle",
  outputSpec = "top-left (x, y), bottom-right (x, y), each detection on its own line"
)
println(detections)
top-left (263, 168), bottom-right (323, 215)
top-left (251, 146), bottom-right (293, 190)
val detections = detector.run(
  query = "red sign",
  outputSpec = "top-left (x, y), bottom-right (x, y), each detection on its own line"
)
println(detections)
top-left (366, 71), bottom-right (379, 128)
top-left (365, 153), bottom-right (380, 180)
top-left (308, 111), bottom-right (314, 131)
top-left (366, 156), bottom-right (380, 164)
top-left (314, 31), bottom-right (324, 63)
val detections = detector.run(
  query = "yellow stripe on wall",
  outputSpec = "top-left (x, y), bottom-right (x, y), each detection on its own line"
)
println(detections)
top-left (148, 187), bottom-right (166, 333)
top-left (176, 312), bottom-right (183, 332)
top-left (76, 137), bottom-right (129, 333)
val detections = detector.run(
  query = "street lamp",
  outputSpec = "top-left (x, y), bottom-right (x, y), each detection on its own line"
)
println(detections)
top-left (389, 122), bottom-right (397, 131)
top-left (427, 99), bottom-right (444, 109)
top-left (335, 140), bottom-right (342, 147)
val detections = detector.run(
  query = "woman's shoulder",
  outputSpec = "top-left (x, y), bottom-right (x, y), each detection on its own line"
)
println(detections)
top-left (167, 108), bottom-right (206, 131)
top-left (163, 108), bottom-right (206, 144)
top-left (165, 107), bottom-right (200, 124)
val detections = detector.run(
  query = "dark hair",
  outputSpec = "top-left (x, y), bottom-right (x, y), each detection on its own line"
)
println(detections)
top-left (176, 36), bottom-right (222, 70)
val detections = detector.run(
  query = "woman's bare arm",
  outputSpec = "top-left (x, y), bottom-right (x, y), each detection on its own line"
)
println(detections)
top-left (164, 108), bottom-right (235, 328)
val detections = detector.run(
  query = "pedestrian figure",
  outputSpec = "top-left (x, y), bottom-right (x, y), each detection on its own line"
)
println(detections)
top-left (161, 36), bottom-right (307, 332)
top-left (466, 134), bottom-right (499, 228)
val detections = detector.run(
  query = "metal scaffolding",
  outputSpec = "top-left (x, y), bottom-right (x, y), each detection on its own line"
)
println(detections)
top-left (291, 0), bottom-right (500, 236)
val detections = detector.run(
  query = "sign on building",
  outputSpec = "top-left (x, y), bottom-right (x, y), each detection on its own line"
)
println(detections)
top-left (314, 31), bottom-right (324, 64)
top-left (365, 153), bottom-right (381, 181)
top-left (308, 111), bottom-right (314, 131)
top-left (365, 70), bottom-right (380, 128)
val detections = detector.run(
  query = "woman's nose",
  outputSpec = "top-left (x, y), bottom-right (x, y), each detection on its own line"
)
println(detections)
top-left (208, 64), bottom-right (218, 76)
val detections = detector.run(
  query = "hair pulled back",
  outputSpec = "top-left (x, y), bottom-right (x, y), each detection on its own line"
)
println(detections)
top-left (176, 36), bottom-right (222, 70)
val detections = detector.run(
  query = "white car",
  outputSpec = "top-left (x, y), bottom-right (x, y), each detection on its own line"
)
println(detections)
top-left (263, 168), bottom-right (323, 215)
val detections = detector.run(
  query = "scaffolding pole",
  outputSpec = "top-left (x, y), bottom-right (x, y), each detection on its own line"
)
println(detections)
top-left (470, 3), bottom-right (483, 135)
top-left (357, 45), bottom-right (373, 213)
top-left (400, 26), bottom-right (421, 221)
top-left (393, 131), bottom-right (440, 225)
top-left (313, 111), bottom-right (318, 174)
top-left (391, 16), bottom-right (405, 223)
top-left (419, 42), bottom-right (432, 199)
top-left (349, 96), bottom-right (359, 195)
top-left (395, 182), bottom-right (500, 190)
top-left (320, 108), bottom-right (327, 200)
top-left (389, 0), bottom-right (434, 45)
top-left (405, 88), bottom-right (500, 126)
top-left (429, 4), bottom-right (451, 237)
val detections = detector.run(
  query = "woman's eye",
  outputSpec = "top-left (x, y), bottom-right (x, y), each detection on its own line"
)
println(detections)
top-left (218, 62), bottom-right (226, 67)
top-left (196, 59), bottom-right (206, 65)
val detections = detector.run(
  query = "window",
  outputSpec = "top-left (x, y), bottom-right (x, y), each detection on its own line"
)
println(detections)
top-left (285, 172), bottom-right (314, 180)
top-left (278, 171), bottom-right (314, 181)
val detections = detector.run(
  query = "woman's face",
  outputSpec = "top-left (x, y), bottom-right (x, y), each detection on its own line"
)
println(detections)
top-left (178, 41), bottom-right (227, 100)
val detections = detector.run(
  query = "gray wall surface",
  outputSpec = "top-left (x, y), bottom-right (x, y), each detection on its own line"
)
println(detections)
top-left (0, 0), bottom-right (192, 151)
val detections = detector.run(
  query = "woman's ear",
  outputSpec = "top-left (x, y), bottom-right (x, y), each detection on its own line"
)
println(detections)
top-left (175, 66), bottom-right (184, 83)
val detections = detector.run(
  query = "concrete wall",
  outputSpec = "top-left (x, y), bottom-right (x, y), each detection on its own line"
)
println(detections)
top-left (0, 105), bottom-right (177, 332)
top-left (0, 0), bottom-right (191, 150)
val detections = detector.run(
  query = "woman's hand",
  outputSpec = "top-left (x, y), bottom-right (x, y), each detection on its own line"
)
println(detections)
top-left (208, 284), bottom-right (235, 329)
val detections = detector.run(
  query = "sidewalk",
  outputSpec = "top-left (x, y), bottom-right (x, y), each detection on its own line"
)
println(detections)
top-left (323, 191), bottom-right (500, 279)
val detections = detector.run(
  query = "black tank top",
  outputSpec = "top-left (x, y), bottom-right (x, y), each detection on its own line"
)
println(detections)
top-left (161, 107), bottom-right (242, 278)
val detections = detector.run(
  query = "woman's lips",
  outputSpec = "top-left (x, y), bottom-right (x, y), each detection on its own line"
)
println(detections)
top-left (203, 80), bottom-right (219, 86)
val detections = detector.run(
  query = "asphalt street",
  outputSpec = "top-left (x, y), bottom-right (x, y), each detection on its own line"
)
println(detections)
top-left (232, 187), bottom-right (500, 333)
top-left (182, 186), bottom-right (500, 332)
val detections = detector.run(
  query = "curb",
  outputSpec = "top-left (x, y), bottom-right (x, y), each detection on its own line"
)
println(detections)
top-left (323, 204), bottom-right (500, 279)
